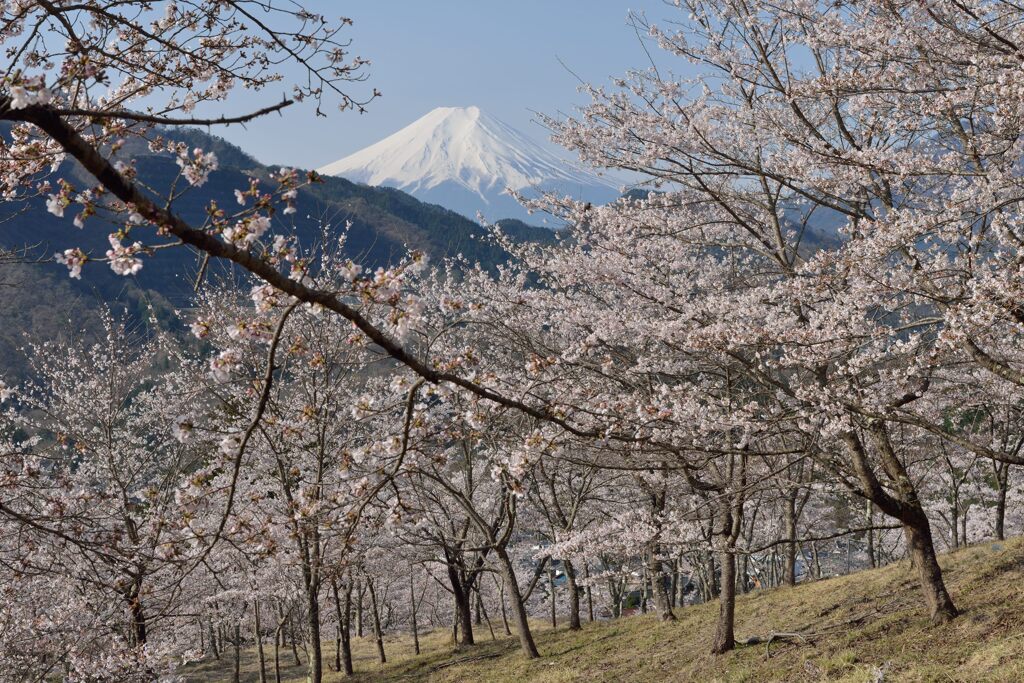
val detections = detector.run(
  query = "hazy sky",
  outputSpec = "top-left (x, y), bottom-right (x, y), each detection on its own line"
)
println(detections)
top-left (214, 1), bottom-right (680, 170)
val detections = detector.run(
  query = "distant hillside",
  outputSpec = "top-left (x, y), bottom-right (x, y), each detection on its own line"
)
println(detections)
top-left (0, 127), bottom-right (556, 378)
top-left (183, 538), bottom-right (1024, 682)
top-left (0, 128), bottom-right (556, 307)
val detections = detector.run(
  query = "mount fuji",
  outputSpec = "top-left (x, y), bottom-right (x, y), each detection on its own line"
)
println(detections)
top-left (317, 106), bottom-right (620, 224)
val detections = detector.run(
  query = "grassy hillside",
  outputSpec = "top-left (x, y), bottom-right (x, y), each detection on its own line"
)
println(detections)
top-left (183, 538), bottom-right (1024, 682)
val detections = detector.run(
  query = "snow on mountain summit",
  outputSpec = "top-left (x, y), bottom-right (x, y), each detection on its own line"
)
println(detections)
top-left (317, 106), bottom-right (618, 222)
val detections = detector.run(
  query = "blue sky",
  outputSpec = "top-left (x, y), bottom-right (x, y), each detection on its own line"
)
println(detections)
top-left (215, 1), bottom-right (680, 169)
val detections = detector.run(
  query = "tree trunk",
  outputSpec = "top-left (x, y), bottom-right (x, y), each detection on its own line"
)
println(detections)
top-left (711, 544), bottom-right (736, 654)
top-left (583, 561), bottom-right (595, 622)
top-left (341, 583), bottom-right (354, 675)
top-left (866, 500), bottom-right (877, 568)
top-left (705, 549), bottom-right (718, 599)
top-left (356, 580), bottom-right (364, 638)
top-left (563, 559), bottom-right (582, 630)
top-left (126, 581), bottom-right (147, 647)
top-left (497, 576), bottom-right (512, 635)
top-left (495, 546), bottom-right (540, 658)
top-left (995, 463), bottom-right (1010, 541)
top-left (783, 494), bottom-right (797, 586)
top-left (304, 583), bottom-right (323, 683)
top-left (711, 456), bottom-right (745, 655)
top-left (855, 426), bottom-right (959, 624)
top-left (950, 502), bottom-right (960, 549)
top-left (254, 601), bottom-right (267, 683)
top-left (669, 559), bottom-right (679, 607)
top-left (273, 617), bottom-right (282, 683)
top-left (367, 578), bottom-right (387, 664)
top-left (608, 575), bottom-right (623, 618)
top-left (640, 566), bottom-right (649, 614)
top-left (549, 567), bottom-right (557, 628)
top-left (961, 505), bottom-right (968, 548)
top-left (232, 622), bottom-right (241, 683)
top-left (209, 621), bottom-right (220, 660)
top-left (452, 583), bottom-right (474, 646)
top-left (288, 614), bottom-right (300, 666)
top-left (410, 572), bottom-right (421, 655)
top-left (646, 549), bottom-right (676, 621)
top-left (331, 580), bottom-right (352, 675)
top-left (904, 516), bottom-right (958, 623)
top-left (452, 593), bottom-right (459, 644)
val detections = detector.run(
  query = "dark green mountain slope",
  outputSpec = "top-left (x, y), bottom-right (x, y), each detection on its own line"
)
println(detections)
top-left (0, 127), bottom-right (556, 377)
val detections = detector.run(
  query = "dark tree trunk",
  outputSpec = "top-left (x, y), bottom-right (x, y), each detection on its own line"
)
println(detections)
top-left (232, 622), bottom-right (241, 683)
top-left (705, 550), bottom-right (718, 599)
top-left (583, 562), bottom-right (595, 622)
top-left (995, 463), bottom-right (1010, 541)
top-left (497, 576), bottom-right (512, 635)
top-left (444, 554), bottom-right (475, 647)
top-left (866, 500), bottom-right (877, 568)
top-left (331, 579), bottom-right (353, 675)
top-left (711, 543), bottom-right (736, 654)
top-left (274, 630), bottom-right (282, 683)
top-left (273, 620), bottom-right (281, 683)
top-left (126, 581), bottom-right (147, 647)
top-left (783, 494), bottom-right (798, 586)
top-left (341, 584), bottom-right (354, 675)
top-left (254, 601), bottom-right (267, 683)
top-left (846, 427), bottom-right (959, 624)
top-left (209, 621), bottom-right (220, 660)
top-left (495, 546), bottom-right (540, 658)
top-left (950, 501), bottom-right (961, 549)
top-left (478, 591), bottom-right (497, 640)
top-left (669, 559), bottom-right (679, 608)
top-left (711, 455), bottom-right (745, 655)
top-left (452, 593), bottom-right (459, 644)
top-left (453, 584), bottom-right (474, 645)
top-left (549, 567), bottom-right (557, 628)
top-left (563, 559), bottom-right (582, 630)
top-left (904, 515), bottom-right (958, 623)
top-left (356, 580), bottom-right (364, 638)
top-left (410, 572), bottom-right (421, 655)
top-left (304, 582), bottom-right (323, 683)
top-left (288, 614), bottom-right (300, 666)
top-left (367, 578), bottom-right (386, 664)
top-left (646, 550), bottom-right (676, 621)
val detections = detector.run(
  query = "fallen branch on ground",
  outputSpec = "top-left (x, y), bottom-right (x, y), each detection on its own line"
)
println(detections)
top-left (739, 632), bottom-right (812, 659)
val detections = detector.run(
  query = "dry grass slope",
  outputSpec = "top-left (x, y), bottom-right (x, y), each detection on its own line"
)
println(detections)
top-left (183, 538), bottom-right (1024, 682)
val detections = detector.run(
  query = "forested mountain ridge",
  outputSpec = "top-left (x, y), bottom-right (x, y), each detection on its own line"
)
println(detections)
top-left (0, 126), bottom-right (556, 308)
top-left (0, 127), bottom-right (557, 377)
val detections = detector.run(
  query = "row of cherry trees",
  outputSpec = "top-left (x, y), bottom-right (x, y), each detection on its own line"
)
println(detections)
top-left (2, 0), bottom-right (1024, 680)
top-left (0, 282), bottom-right (1018, 680)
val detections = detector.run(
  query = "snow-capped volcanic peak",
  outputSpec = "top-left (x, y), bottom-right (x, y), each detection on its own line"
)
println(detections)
top-left (318, 106), bottom-right (617, 220)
